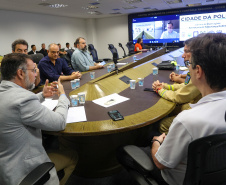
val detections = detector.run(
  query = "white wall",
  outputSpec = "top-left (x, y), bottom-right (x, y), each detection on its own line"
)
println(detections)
top-left (95, 15), bottom-right (129, 59)
top-left (0, 10), bottom-right (129, 60)
top-left (0, 10), bottom-right (87, 55)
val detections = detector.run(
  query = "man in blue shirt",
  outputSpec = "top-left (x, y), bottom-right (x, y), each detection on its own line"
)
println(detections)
top-left (38, 43), bottom-right (81, 84)
top-left (71, 37), bottom-right (104, 72)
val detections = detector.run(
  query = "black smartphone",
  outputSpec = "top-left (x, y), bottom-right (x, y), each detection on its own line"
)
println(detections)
top-left (143, 88), bottom-right (155, 92)
top-left (108, 110), bottom-right (124, 121)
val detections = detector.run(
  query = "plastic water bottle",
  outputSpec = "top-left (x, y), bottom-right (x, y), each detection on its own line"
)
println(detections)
top-left (133, 55), bottom-right (137, 61)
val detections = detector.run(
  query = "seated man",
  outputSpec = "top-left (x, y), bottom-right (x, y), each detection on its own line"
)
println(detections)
top-left (38, 43), bottom-right (81, 84)
top-left (151, 33), bottom-right (226, 185)
top-left (28, 44), bottom-right (37, 55)
top-left (152, 38), bottom-right (201, 133)
top-left (71, 37), bottom-right (104, 72)
top-left (0, 53), bottom-right (78, 185)
top-left (12, 39), bottom-right (40, 86)
top-left (39, 43), bottom-right (48, 57)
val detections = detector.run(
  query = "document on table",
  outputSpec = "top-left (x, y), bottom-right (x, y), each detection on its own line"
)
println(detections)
top-left (179, 66), bottom-right (188, 71)
top-left (41, 99), bottom-right (58, 110)
top-left (66, 106), bottom-right (87, 123)
top-left (92, 93), bottom-right (130, 108)
top-left (117, 63), bottom-right (127, 65)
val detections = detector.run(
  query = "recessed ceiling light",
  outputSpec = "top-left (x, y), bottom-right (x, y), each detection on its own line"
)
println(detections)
top-left (38, 3), bottom-right (51, 6)
top-left (89, 2), bottom-right (100, 5)
top-left (166, 0), bottom-right (182, 4)
top-left (122, 6), bottom-right (138, 9)
top-left (49, 4), bottom-right (68, 8)
top-left (186, 3), bottom-right (202, 6)
top-left (87, 11), bottom-right (102, 15)
top-left (124, 0), bottom-right (143, 3)
top-left (110, 12), bottom-right (122, 14)
top-left (143, 8), bottom-right (158, 11)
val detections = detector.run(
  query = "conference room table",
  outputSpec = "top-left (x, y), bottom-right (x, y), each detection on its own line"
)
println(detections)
top-left (40, 47), bottom-right (185, 177)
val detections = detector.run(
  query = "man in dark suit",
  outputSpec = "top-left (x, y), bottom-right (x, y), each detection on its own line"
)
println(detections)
top-left (28, 44), bottom-right (37, 55)
top-left (12, 39), bottom-right (40, 86)
top-left (39, 43), bottom-right (48, 56)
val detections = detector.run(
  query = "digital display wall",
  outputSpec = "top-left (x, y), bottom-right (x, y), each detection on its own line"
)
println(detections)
top-left (128, 4), bottom-right (226, 46)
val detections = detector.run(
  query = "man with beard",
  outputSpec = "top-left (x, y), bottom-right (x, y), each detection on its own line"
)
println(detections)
top-left (0, 53), bottom-right (78, 185)
top-left (71, 37), bottom-right (104, 72)
top-left (38, 43), bottom-right (81, 84)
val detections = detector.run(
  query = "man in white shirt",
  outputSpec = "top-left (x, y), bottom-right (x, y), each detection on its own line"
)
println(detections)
top-left (151, 33), bottom-right (226, 185)
top-left (160, 22), bottom-right (178, 39)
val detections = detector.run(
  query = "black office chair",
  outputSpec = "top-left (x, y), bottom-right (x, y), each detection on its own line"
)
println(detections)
top-left (19, 162), bottom-right (54, 185)
top-left (88, 44), bottom-right (102, 63)
top-left (108, 44), bottom-right (119, 60)
top-left (30, 53), bottom-right (44, 64)
top-left (126, 41), bottom-right (136, 56)
top-left (117, 133), bottom-right (226, 185)
top-left (118, 43), bottom-right (127, 58)
top-left (63, 49), bottom-right (74, 68)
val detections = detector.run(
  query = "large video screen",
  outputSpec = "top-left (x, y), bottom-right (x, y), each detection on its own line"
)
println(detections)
top-left (180, 11), bottom-right (226, 41)
top-left (132, 14), bottom-right (180, 44)
top-left (128, 4), bottom-right (226, 46)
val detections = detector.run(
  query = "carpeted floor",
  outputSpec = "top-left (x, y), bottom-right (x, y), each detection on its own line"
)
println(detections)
top-left (66, 169), bottom-right (139, 185)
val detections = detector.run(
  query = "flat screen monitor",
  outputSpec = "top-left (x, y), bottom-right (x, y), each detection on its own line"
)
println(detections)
top-left (180, 11), bottom-right (226, 41)
top-left (131, 14), bottom-right (180, 44)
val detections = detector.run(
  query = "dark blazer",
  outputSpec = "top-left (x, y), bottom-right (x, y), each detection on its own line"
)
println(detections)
top-left (28, 50), bottom-right (37, 55)
top-left (39, 49), bottom-right (48, 56)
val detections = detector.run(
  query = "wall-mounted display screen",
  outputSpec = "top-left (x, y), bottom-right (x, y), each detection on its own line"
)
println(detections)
top-left (128, 4), bottom-right (226, 46)
top-left (180, 11), bottom-right (226, 41)
top-left (132, 14), bottom-right (180, 44)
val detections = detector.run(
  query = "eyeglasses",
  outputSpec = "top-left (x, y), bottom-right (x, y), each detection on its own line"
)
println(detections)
top-left (21, 68), bottom-right (37, 73)
top-left (184, 60), bottom-right (192, 67)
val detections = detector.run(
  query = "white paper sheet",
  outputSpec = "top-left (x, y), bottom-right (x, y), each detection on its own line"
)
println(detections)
top-left (179, 66), bottom-right (188, 71)
top-left (41, 99), bottom-right (58, 110)
top-left (92, 93), bottom-right (130, 108)
top-left (66, 106), bottom-right (87, 123)
top-left (117, 63), bottom-right (127, 65)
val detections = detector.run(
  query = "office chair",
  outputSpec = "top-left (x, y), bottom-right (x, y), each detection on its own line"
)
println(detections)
top-left (108, 44), bottom-right (119, 60)
top-left (30, 53), bottom-right (44, 64)
top-left (19, 162), bottom-right (54, 185)
top-left (118, 43), bottom-right (127, 58)
top-left (88, 44), bottom-right (102, 63)
top-left (62, 49), bottom-right (74, 69)
top-left (126, 41), bottom-right (136, 56)
top-left (117, 133), bottom-right (226, 185)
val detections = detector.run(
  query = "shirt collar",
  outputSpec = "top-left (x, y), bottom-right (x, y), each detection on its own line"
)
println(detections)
top-left (190, 90), bottom-right (226, 108)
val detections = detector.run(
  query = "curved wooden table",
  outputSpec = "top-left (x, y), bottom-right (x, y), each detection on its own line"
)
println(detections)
top-left (42, 48), bottom-right (183, 177)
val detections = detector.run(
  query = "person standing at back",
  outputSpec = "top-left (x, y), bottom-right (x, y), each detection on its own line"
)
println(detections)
top-left (71, 37), bottom-right (104, 72)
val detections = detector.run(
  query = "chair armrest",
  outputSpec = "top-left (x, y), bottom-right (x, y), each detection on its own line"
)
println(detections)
top-left (123, 145), bottom-right (154, 174)
top-left (19, 162), bottom-right (55, 185)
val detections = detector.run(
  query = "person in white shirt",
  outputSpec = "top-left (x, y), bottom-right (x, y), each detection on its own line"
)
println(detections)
top-left (160, 22), bottom-right (178, 39)
top-left (65, 42), bottom-right (70, 51)
top-left (151, 33), bottom-right (226, 185)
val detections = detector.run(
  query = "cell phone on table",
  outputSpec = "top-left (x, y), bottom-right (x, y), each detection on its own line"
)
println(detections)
top-left (143, 88), bottom-right (155, 92)
top-left (108, 110), bottom-right (124, 121)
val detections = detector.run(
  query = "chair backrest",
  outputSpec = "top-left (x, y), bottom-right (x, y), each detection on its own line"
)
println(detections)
top-left (184, 133), bottom-right (226, 185)
top-left (66, 49), bottom-right (74, 59)
top-left (88, 44), bottom-right (99, 61)
top-left (126, 41), bottom-right (135, 55)
top-left (108, 44), bottom-right (119, 59)
top-left (30, 53), bottom-right (44, 64)
top-left (19, 162), bottom-right (54, 185)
